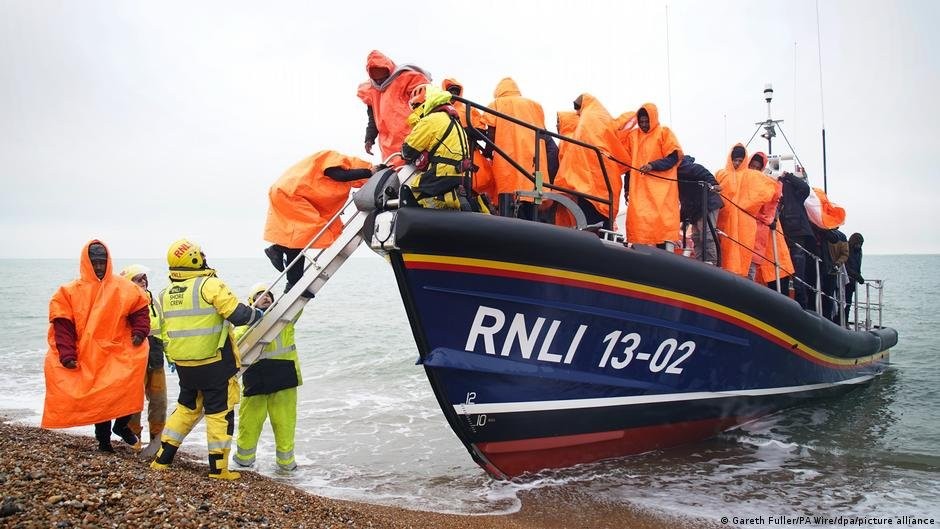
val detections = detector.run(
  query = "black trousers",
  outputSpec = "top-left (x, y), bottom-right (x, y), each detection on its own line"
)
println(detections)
top-left (95, 415), bottom-right (132, 443)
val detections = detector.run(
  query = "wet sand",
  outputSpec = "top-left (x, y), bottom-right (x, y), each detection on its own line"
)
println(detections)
top-left (0, 418), bottom-right (717, 528)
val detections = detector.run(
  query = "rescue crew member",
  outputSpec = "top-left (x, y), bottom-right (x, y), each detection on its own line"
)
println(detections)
top-left (441, 78), bottom-right (496, 201)
top-left (357, 50), bottom-right (430, 161)
top-left (232, 284), bottom-right (303, 471)
top-left (42, 240), bottom-right (150, 453)
top-left (150, 239), bottom-right (264, 480)
top-left (120, 264), bottom-right (169, 459)
top-left (401, 84), bottom-right (472, 210)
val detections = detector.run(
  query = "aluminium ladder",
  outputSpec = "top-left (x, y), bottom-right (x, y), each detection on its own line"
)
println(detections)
top-left (236, 165), bottom-right (416, 369)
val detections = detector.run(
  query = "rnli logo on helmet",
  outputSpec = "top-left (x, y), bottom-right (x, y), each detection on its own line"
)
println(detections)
top-left (173, 243), bottom-right (191, 258)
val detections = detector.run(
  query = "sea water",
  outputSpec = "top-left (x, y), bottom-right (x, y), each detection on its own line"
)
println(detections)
top-left (1, 255), bottom-right (937, 526)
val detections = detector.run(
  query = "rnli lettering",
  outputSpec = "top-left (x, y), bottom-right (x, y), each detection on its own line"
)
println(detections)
top-left (465, 305), bottom-right (584, 364)
top-left (464, 306), bottom-right (696, 375)
top-left (166, 285), bottom-right (188, 309)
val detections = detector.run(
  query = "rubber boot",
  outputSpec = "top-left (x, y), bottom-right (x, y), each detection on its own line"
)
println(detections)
top-left (94, 421), bottom-right (114, 453)
top-left (150, 442), bottom-right (178, 471)
top-left (264, 246), bottom-right (285, 272)
top-left (208, 449), bottom-right (240, 480)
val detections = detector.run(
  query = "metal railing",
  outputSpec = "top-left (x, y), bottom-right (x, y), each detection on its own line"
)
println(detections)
top-left (852, 279), bottom-right (885, 331)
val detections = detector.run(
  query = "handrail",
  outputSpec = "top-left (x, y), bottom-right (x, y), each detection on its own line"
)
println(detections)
top-left (452, 95), bottom-right (618, 229)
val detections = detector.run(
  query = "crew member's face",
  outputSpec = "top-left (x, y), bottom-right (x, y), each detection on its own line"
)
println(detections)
top-left (369, 67), bottom-right (389, 84)
top-left (638, 114), bottom-right (650, 133)
top-left (732, 157), bottom-right (744, 170)
top-left (91, 260), bottom-right (107, 279)
top-left (132, 274), bottom-right (148, 290)
top-left (255, 292), bottom-right (274, 310)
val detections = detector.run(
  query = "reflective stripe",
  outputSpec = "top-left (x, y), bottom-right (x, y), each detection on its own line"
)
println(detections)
top-left (163, 307), bottom-right (218, 317)
top-left (207, 439), bottom-right (232, 451)
top-left (236, 445), bottom-right (256, 457)
top-left (163, 428), bottom-right (186, 443)
top-left (276, 449), bottom-right (295, 462)
top-left (167, 325), bottom-right (224, 338)
top-left (259, 344), bottom-right (296, 360)
top-left (278, 460), bottom-right (297, 471)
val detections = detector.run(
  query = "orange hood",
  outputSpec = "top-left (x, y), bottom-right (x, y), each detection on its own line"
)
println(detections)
top-left (638, 102), bottom-right (660, 132)
top-left (493, 77), bottom-right (521, 98)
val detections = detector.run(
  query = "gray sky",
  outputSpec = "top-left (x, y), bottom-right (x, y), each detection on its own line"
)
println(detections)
top-left (1, 0), bottom-right (938, 257)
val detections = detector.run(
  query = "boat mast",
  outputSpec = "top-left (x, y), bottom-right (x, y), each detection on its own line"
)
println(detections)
top-left (757, 84), bottom-right (781, 155)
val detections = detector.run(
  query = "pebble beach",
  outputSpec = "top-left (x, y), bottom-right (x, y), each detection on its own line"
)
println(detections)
top-left (0, 418), bottom-right (715, 529)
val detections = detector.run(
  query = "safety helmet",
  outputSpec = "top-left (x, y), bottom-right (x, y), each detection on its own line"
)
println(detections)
top-left (409, 83), bottom-right (431, 109)
top-left (166, 239), bottom-right (205, 269)
top-left (120, 264), bottom-right (151, 281)
top-left (247, 282), bottom-right (271, 305)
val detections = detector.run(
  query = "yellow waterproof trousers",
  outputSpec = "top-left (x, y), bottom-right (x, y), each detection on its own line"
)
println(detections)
top-left (153, 377), bottom-right (240, 478)
top-left (233, 387), bottom-right (297, 470)
top-left (129, 367), bottom-right (167, 442)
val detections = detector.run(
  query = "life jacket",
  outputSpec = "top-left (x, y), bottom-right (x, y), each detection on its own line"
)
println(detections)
top-left (161, 276), bottom-right (228, 362)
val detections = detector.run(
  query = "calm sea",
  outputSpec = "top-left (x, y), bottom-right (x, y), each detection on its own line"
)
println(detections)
top-left (1, 255), bottom-right (937, 527)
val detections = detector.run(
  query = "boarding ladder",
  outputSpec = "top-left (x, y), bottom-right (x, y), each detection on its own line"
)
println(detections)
top-left (236, 164), bottom-right (418, 369)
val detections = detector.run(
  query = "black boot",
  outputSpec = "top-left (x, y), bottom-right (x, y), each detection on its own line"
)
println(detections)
top-left (112, 416), bottom-right (140, 450)
top-left (94, 421), bottom-right (114, 453)
top-left (264, 246), bottom-right (285, 272)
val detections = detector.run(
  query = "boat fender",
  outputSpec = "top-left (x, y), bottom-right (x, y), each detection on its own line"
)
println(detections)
top-left (354, 167), bottom-right (401, 212)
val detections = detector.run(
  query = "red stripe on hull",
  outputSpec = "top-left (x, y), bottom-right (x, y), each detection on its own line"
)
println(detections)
top-left (406, 260), bottom-right (868, 370)
top-left (475, 416), bottom-right (752, 478)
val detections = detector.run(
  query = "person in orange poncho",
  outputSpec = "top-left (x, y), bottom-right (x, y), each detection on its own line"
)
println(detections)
top-left (441, 78), bottom-right (495, 200)
top-left (623, 103), bottom-right (683, 247)
top-left (748, 152), bottom-right (794, 290)
top-left (264, 150), bottom-right (373, 291)
top-left (714, 145), bottom-right (778, 276)
top-left (43, 240), bottom-right (150, 453)
top-left (480, 77), bottom-right (550, 218)
top-left (556, 110), bottom-right (580, 165)
top-left (357, 50), bottom-right (430, 162)
top-left (553, 93), bottom-right (629, 229)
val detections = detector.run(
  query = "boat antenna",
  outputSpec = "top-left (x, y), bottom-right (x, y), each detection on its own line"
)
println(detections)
top-left (816, 0), bottom-right (828, 192)
top-left (793, 41), bottom-right (798, 133)
top-left (756, 84), bottom-right (782, 155)
top-left (665, 3), bottom-right (673, 125)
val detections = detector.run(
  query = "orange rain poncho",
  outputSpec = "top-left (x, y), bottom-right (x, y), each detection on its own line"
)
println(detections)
top-left (554, 94), bottom-right (629, 224)
top-left (750, 154), bottom-right (794, 284)
top-left (715, 145), bottom-right (778, 276)
top-left (624, 103), bottom-right (682, 245)
top-left (441, 78), bottom-right (495, 199)
top-left (357, 50), bottom-right (430, 161)
top-left (556, 110), bottom-right (580, 164)
top-left (42, 240), bottom-right (150, 429)
top-left (480, 77), bottom-right (548, 199)
top-left (264, 150), bottom-right (373, 249)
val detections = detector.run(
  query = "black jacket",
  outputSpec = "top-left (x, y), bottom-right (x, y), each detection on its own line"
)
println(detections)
top-left (677, 155), bottom-right (723, 222)
top-left (779, 172), bottom-right (814, 239)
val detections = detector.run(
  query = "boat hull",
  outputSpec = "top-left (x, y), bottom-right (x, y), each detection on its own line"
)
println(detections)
top-left (381, 208), bottom-right (896, 478)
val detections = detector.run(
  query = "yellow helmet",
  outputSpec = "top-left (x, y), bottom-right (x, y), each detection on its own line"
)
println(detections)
top-left (119, 264), bottom-right (151, 281)
top-left (247, 282), bottom-right (271, 305)
top-left (166, 239), bottom-right (205, 269)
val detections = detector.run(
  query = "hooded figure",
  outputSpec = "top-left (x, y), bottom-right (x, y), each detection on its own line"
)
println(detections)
top-left (357, 50), bottom-right (431, 161)
top-left (748, 152), bottom-right (794, 286)
top-left (623, 103), bottom-right (683, 245)
top-left (263, 150), bottom-right (373, 290)
top-left (43, 240), bottom-right (150, 441)
top-left (715, 145), bottom-right (778, 276)
top-left (553, 93), bottom-right (629, 228)
top-left (480, 78), bottom-right (549, 201)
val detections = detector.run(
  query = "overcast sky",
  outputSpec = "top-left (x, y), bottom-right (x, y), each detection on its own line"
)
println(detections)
top-left (1, 0), bottom-right (937, 258)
